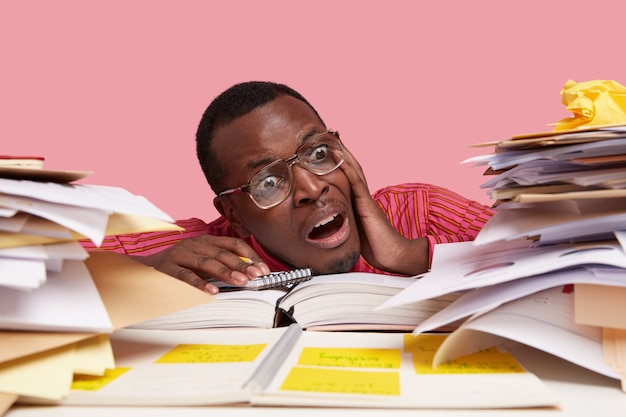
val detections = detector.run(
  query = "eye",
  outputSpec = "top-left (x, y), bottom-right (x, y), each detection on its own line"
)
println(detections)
top-left (311, 143), bottom-right (330, 161)
top-left (258, 175), bottom-right (280, 191)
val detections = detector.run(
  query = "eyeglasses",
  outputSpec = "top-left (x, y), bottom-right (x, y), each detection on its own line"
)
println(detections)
top-left (218, 130), bottom-right (344, 209)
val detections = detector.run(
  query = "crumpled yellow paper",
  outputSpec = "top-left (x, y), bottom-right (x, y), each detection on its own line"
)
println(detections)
top-left (551, 79), bottom-right (626, 131)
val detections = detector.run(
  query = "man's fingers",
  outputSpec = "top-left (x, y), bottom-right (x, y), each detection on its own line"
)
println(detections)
top-left (135, 235), bottom-right (271, 292)
top-left (173, 267), bottom-right (218, 294)
top-left (211, 249), bottom-right (270, 280)
top-left (340, 147), bottom-right (370, 196)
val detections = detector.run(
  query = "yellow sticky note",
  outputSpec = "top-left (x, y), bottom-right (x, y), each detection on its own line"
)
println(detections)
top-left (403, 333), bottom-right (446, 353)
top-left (71, 368), bottom-right (130, 391)
top-left (298, 347), bottom-right (401, 369)
top-left (280, 367), bottom-right (400, 396)
top-left (155, 343), bottom-right (266, 364)
top-left (404, 334), bottom-right (523, 374)
top-left (412, 351), bottom-right (524, 374)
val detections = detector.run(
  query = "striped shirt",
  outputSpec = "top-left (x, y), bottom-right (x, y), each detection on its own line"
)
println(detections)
top-left (81, 183), bottom-right (494, 274)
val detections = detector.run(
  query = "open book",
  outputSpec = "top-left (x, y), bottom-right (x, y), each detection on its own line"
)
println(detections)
top-left (22, 325), bottom-right (557, 409)
top-left (131, 272), bottom-right (460, 331)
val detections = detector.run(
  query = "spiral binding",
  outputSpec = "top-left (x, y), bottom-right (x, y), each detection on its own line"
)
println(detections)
top-left (250, 268), bottom-right (313, 290)
top-left (210, 268), bottom-right (313, 291)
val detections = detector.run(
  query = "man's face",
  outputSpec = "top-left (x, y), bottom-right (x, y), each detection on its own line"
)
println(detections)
top-left (212, 95), bottom-right (361, 274)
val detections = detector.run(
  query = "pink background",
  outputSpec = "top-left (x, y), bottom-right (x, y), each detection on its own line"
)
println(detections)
top-left (2, 0), bottom-right (624, 221)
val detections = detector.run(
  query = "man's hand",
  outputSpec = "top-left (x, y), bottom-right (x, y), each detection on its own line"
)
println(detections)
top-left (130, 235), bottom-right (270, 294)
top-left (340, 146), bottom-right (429, 275)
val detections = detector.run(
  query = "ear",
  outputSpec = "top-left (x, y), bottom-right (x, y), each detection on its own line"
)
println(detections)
top-left (213, 196), bottom-right (251, 239)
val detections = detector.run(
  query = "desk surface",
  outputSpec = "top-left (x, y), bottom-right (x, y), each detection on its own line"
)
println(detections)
top-left (6, 342), bottom-right (626, 417)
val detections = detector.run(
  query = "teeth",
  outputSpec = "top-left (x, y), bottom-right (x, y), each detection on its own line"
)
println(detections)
top-left (314, 214), bottom-right (337, 229)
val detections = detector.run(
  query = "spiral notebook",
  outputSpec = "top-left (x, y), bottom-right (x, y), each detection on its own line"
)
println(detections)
top-left (210, 268), bottom-right (313, 291)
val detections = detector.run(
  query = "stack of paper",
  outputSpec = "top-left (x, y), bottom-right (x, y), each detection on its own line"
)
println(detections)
top-left (0, 163), bottom-right (213, 411)
top-left (466, 124), bottom-right (626, 390)
top-left (465, 124), bottom-right (626, 245)
top-left (378, 124), bottom-right (626, 391)
top-left (0, 165), bottom-right (182, 330)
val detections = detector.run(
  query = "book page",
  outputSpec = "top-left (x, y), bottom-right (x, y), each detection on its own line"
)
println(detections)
top-left (279, 272), bottom-right (455, 330)
top-left (21, 327), bottom-right (290, 406)
top-left (255, 331), bottom-right (557, 409)
top-left (130, 272), bottom-right (436, 331)
top-left (130, 289), bottom-right (285, 330)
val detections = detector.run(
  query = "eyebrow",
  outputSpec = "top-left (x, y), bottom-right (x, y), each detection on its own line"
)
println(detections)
top-left (243, 128), bottom-right (323, 173)
top-left (244, 156), bottom-right (276, 174)
top-left (298, 128), bottom-right (320, 143)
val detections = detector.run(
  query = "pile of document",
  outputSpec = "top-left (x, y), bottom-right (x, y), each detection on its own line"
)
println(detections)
top-left (0, 163), bottom-right (180, 331)
top-left (379, 124), bottom-right (626, 391)
top-left (467, 124), bottom-right (626, 388)
top-left (468, 123), bottom-right (626, 243)
top-left (0, 161), bottom-right (213, 411)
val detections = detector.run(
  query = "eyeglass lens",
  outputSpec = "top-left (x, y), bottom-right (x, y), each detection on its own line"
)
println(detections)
top-left (248, 133), bottom-right (344, 208)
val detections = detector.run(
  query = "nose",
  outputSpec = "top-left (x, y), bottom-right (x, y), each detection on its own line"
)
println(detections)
top-left (290, 162), bottom-right (329, 206)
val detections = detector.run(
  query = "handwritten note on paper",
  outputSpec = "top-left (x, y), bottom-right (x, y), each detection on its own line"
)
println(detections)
top-left (403, 334), bottom-right (524, 374)
top-left (155, 343), bottom-right (267, 364)
top-left (72, 343), bottom-right (269, 391)
top-left (403, 333), bottom-right (446, 354)
top-left (298, 347), bottom-right (401, 369)
top-left (280, 367), bottom-right (400, 395)
top-left (278, 346), bottom-right (402, 395)
top-left (413, 351), bottom-right (525, 374)
top-left (71, 368), bottom-right (130, 391)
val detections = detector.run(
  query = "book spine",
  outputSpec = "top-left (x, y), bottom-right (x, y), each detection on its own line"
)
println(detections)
top-left (242, 323), bottom-right (302, 393)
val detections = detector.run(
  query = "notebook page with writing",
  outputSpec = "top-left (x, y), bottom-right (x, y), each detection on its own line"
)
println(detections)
top-left (253, 331), bottom-right (557, 409)
top-left (21, 327), bottom-right (291, 406)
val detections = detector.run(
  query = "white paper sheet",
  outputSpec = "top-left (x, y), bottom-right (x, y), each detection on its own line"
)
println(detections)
top-left (413, 266), bottom-right (626, 334)
top-left (377, 239), bottom-right (626, 310)
top-left (0, 259), bottom-right (113, 332)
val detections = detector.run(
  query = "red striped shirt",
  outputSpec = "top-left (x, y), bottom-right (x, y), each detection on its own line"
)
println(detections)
top-left (81, 183), bottom-right (494, 274)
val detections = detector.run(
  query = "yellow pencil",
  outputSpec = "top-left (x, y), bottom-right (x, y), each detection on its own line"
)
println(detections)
top-left (238, 256), bottom-right (254, 264)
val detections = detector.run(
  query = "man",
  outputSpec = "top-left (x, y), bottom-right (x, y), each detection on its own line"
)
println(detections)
top-left (84, 81), bottom-right (494, 293)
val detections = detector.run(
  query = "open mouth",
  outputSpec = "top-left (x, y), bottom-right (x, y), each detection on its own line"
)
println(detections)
top-left (308, 213), bottom-right (345, 240)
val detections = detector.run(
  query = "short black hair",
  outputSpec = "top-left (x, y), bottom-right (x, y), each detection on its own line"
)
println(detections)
top-left (196, 81), bottom-right (324, 194)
